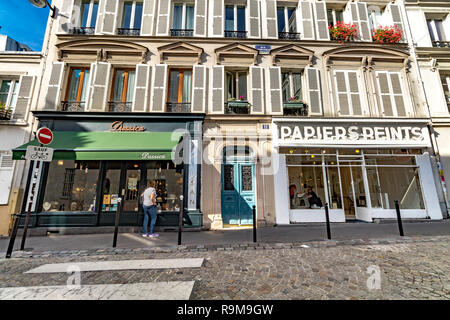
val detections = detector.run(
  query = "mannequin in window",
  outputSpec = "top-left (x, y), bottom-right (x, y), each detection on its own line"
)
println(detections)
top-left (289, 184), bottom-right (297, 207)
top-left (306, 186), bottom-right (322, 209)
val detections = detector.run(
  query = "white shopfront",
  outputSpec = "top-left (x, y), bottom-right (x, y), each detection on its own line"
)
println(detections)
top-left (272, 119), bottom-right (443, 224)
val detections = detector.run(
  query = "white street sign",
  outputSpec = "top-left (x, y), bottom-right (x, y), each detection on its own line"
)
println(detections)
top-left (25, 146), bottom-right (54, 162)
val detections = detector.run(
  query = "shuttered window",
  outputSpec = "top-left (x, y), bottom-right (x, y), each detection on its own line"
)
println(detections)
top-left (297, 0), bottom-right (314, 40)
top-left (64, 68), bottom-right (90, 111)
top-left (167, 69), bottom-right (192, 112)
top-left (0, 79), bottom-right (19, 114)
top-left (132, 64), bottom-right (151, 112)
top-left (376, 71), bottom-right (407, 117)
top-left (327, 8), bottom-right (344, 27)
top-left (172, 3), bottom-right (194, 31)
top-left (334, 70), bottom-right (363, 116)
top-left (277, 6), bottom-right (297, 34)
top-left (345, 2), bottom-right (371, 41)
top-left (110, 68), bottom-right (135, 111)
top-left (281, 72), bottom-right (302, 102)
top-left (121, 1), bottom-right (143, 33)
top-left (226, 71), bottom-right (248, 101)
top-left (313, 1), bottom-right (329, 40)
top-left (0, 152), bottom-right (14, 205)
top-left (140, 0), bottom-right (156, 36)
top-left (80, 0), bottom-right (99, 28)
top-left (209, 0), bottom-right (224, 37)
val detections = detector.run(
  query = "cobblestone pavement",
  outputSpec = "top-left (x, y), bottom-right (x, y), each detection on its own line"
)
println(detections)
top-left (0, 236), bottom-right (448, 300)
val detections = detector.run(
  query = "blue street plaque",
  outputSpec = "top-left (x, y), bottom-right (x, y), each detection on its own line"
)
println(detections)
top-left (255, 45), bottom-right (272, 54)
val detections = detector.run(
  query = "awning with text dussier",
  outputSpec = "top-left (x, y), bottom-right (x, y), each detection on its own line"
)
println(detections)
top-left (12, 131), bottom-right (184, 161)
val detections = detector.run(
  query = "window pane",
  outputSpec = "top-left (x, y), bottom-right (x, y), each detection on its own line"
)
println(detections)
top-left (335, 10), bottom-right (343, 23)
top-left (327, 9), bottom-right (334, 27)
top-left (173, 5), bottom-right (183, 29)
top-left (237, 6), bottom-right (246, 31)
top-left (68, 69), bottom-right (81, 101)
top-left (103, 162), bottom-right (121, 212)
top-left (427, 20), bottom-right (436, 41)
top-left (81, 1), bottom-right (90, 27)
top-left (281, 73), bottom-right (290, 102)
top-left (225, 6), bottom-right (234, 31)
top-left (238, 72), bottom-right (247, 100)
top-left (122, 2), bottom-right (133, 28)
top-left (182, 70), bottom-right (192, 103)
top-left (81, 69), bottom-right (90, 102)
top-left (43, 160), bottom-right (99, 212)
top-left (435, 20), bottom-right (446, 41)
top-left (241, 165), bottom-right (253, 191)
top-left (169, 70), bottom-right (180, 102)
top-left (277, 7), bottom-right (286, 33)
top-left (226, 72), bottom-right (234, 100)
top-left (288, 166), bottom-right (325, 209)
top-left (9, 81), bottom-right (19, 108)
top-left (185, 5), bottom-right (194, 29)
top-left (288, 8), bottom-right (296, 32)
top-left (126, 70), bottom-right (135, 102)
top-left (113, 70), bottom-right (125, 101)
top-left (292, 73), bottom-right (302, 100)
top-left (0, 80), bottom-right (11, 105)
top-left (90, 2), bottom-right (99, 28)
top-left (326, 166), bottom-right (342, 209)
top-left (224, 164), bottom-right (234, 190)
top-left (133, 2), bottom-right (143, 29)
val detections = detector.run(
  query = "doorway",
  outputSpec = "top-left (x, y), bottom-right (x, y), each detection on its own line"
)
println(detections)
top-left (340, 165), bottom-right (367, 220)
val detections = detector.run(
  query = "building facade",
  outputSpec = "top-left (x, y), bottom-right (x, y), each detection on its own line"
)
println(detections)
top-left (8, 0), bottom-right (448, 235)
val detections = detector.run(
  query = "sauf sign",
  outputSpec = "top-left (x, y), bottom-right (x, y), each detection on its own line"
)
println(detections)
top-left (277, 122), bottom-right (431, 146)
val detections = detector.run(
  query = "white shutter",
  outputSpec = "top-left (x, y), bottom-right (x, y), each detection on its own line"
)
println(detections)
top-left (334, 70), bottom-right (363, 116)
top-left (133, 64), bottom-right (151, 112)
top-left (386, 3), bottom-right (405, 42)
top-left (0, 152), bottom-right (14, 205)
top-left (141, 0), bottom-right (157, 36)
top-left (376, 71), bottom-right (407, 117)
top-left (357, 2), bottom-right (371, 41)
top-left (101, 0), bottom-right (119, 35)
top-left (210, 66), bottom-right (224, 114)
top-left (209, 0), bottom-right (224, 37)
top-left (88, 62), bottom-right (111, 111)
top-left (44, 62), bottom-right (65, 111)
top-left (150, 64), bottom-right (168, 112)
top-left (95, 0), bottom-right (106, 34)
top-left (13, 75), bottom-right (35, 121)
top-left (306, 67), bottom-right (323, 115)
top-left (264, 0), bottom-right (278, 39)
top-left (248, 0), bottom-right (261, 38)
top-left (156, 0), bottom-right (171, 36)
top-left (297, 0), bottom-right (315, 40)
top-left (194, 0), bottom-right (208, 37)
top-left (58, 0), bottom-right (75, 33)
top-left (250, 66), bottom-right (264, 114)
top-left (313, 1), bottom-right (330, 41)
top-left (268, 67), bottom-right (283, 115)
top-left (192, 65), bottom-right (207, 113)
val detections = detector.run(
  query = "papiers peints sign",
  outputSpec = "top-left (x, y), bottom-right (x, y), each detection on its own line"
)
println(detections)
top-left (276, 122), bottom-right (431, 146)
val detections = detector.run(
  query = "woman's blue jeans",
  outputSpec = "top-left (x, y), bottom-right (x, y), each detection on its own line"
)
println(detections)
top-left (142, 205), bottom-right (157, 235)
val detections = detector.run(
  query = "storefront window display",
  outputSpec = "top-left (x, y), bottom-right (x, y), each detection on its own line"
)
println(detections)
top-left (43, 160), bottom-right (99, 212)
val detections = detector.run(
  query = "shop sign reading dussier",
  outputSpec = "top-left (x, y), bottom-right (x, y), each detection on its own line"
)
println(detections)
top-left (276, 122), bottom-right (431, 146)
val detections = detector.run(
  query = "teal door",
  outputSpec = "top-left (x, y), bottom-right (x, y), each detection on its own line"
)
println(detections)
top-left (221, 161), bottom-right (256, 227)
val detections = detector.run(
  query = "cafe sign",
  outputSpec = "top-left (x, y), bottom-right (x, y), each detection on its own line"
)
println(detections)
top-left (110, 121), bottom-right (146, 132)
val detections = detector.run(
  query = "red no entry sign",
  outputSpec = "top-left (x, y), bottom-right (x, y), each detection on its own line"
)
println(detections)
top-left (36, 127), bottom-right (53, 145)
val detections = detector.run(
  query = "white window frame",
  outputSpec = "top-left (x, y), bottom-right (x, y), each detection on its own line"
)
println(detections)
top-left (368, 6), bottom-right (382, 30)
top-left (226, 70), bottom-right (248, 101)
top-left (440, 73), bottom-right (450, 110)
top-left (80, 0), bottom-right (99, 28)
top-left (225, 4), bottom-right (246, 31)
top-left (333, 70), bottom-right (365, 116)
top-left (281, 71), bottom-right (303, 102)
top-left (0, 78), bottom-right (19, 112)
top-left (277, 6), bottom-right (297, 33)
top-left (427, 19), bottom-right (446, 42)
top-left (376, 71), bottom-right (408, 118)
top-left (122, 0), bottom-right (143, 29)
top-left (327, 8), bottom-right (344, 26)
top-left (173, 2), bottom-right (195, 30)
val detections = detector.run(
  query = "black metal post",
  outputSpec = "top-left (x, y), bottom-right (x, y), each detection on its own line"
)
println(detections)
top-left (394, 200), bottom-right (404, 237)
top-left (178, 195), bottom-right (184, 245)
top-left (20, 160), bottom-right (40, 251)
top-left (324, 203), bottom-right (331, 240)
top-left (252, 205), bottom-right (257, 243)
top-left (5, 212), bottom-right (22, 259)
top-left (112, 197), bottom-right (122, 247)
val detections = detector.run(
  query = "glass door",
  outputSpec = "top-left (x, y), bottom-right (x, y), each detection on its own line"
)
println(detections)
top-left (123, 163), bottom-right (141, 212)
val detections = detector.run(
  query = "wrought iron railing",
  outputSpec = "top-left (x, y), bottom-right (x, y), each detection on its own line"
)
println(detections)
top-left (170, 29), bottom-right (194, 37)
top-left (432, 41), bottom-right (450, 48)
top-left (108, 101), bottom-right (132, 112)
top-left (0, 108), bottom-right (12, 120)
top-left (278, 32), bottom-right (301, 40)
top-left (225, 101), bottom-right (250, 114)
top-left (117, 28), bottom-right (141, 36)
top-left (70, 27), bottom-right (95, 35)
top-left (224, 30), bottom-right (248, 38)
top-left (283, 101), bottom-right (308, 116)
top-left (166, 102), bottom-right (191, 113)
top-left (61, 101), bottom-right (86, 112)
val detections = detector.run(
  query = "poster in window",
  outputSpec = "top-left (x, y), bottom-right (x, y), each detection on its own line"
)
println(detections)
top-left (110, 194), bottom-right (118, 205)
top-left (103, 194), bottom-right (111, 205)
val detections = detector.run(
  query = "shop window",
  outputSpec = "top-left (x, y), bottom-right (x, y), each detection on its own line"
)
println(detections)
top-left (277, 6), bottom-right (297, 35)
top-left (0, 79), bottom-right (19, 114)
top-left (225, 5), bottom-right (246, 38)
top-left (120, 1), bottom-right (143, 35)
top-left (102, 162), bottom-right (121, 212)
top-left (288, 166), bottom-right (325, 210)
top-left (43, 160), bottom-right (99, 212)
top-left (81, 0), bottom-right (99, 28)
top-left (171, 3), bottom-right (194, 35)
top-left (167, 69), bottom-right (192, 112)
top-left (63, 67), bottom-right (90, 111)
top-left (109, 68), bottom-right (135, 112)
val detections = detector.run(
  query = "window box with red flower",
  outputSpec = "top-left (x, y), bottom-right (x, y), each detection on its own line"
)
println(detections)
top-left (372, 25), bottom-right (403, 44)
top-left (328, 22), bottom-right (358, 42)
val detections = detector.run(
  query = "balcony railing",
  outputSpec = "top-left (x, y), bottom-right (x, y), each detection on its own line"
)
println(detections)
top-left (117, 28), bottom-right (141, 36)
top-left (432, 41), bottom-right (450, 48)
top-left (108, 101), bottom-right (132, 112)
top-left (224, 30), bottom-right (248, 38)
top-left (167, 102), bottom-right (191, 113)
top-left (170, 29), bottom-right (194, 37)
top-left (0, 108), bottom-right (12, 120)
top-left (70, 27), bottom-right (95, 35)
top-left (61, 101), bottom-right (86, 112)
top-left (225, 101), bottom-right (250, 114)
top-left (278, 32), bottom-right (301, 40)
top-left (283, 101), bottom-right (308, 116)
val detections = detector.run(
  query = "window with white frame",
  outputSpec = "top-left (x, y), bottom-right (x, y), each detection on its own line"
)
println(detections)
top-left (0, 79), bottom-right (19, 113)
top-left (440, 73), bottom-right (450, 112)
top-left (333, 70), bottom-right (363, 116)
top-left (226, 71), bottom-right (248, 101)
top-left (225, 5), bottom-right (246, 35)
top-left (376, 71), bottom-right (408, 117)
top-left (121, 1), bottom-right (143, 31)
top-left (277, 6), bottom-right (297, 33)
top-left (427, 19), bottom-right (447, 43)
top-left (368, 6), bottom-right (383, 31)
top-left (327, 8), bottom-right (344, 27)
top-left (172, 3), bottom-right (195, 31)
top-left (281, 72), bottom-right (302, 103)
top-left (80, 0), bottom-right (99, 28)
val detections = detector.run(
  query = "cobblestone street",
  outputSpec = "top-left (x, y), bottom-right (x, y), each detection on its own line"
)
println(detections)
top-left (0, 236), bottom-right (448, 300)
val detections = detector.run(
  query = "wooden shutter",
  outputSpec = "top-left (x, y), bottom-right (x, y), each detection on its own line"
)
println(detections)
top-left (334, 71), bottom-right (350, 116)
top-left (58, 0), bottom-right (75, 33)
top-left (376, 71), bottom-right (407, 117)
top-left (348, 71), bottom-right (362, 115)
top-left (150, 64), bottom-right (167, 112)
top-left (44, 62), bottom-right (65, 111)
top-left (210, 66), bottom-right (224, 114)
top-left (306, 68), bottom-right (323, 115)
top-left (387, 3), bottom-right (405, 42)
top-left (192, 65), bottom-right (207, 113)
top-left (156, 0), bottom-right (171, 36)
top-left (248, 0), bottom-right (261, 38)
top-left (101, 0), bottom-right (119, 35)
top-left (141, 0), bottom-right (157, 36)
top-left (390, 73), bottom-right (406, 117)
top-left (88, 62), bottom-right (110, 111)
top-left (209, 0), bottom-right (224, 37)
top-left (264, 0), bottom-right (278, 39)
top-left (250, 66), bottom-right (264, 114)
top-left (133, 64), bottom-right (151, 112)
top-left (13, 75), bottom-right (35, 121)
top-left (268, 67), bottom-right (283, 115)
top-left (297, 1), bottom-right (315, 40)
top-left (313, 1), bottom-right (330, 41)
top-left (0, 152), bottom-right (14, 205)
top-left (357, 2), bottom-right (371, 41)
top-left (194, 0), bottom-right (208, 37)
top-left (376, 71), bottom-right (393, 116)
top-left (95, 0), bottom-right (106, 34)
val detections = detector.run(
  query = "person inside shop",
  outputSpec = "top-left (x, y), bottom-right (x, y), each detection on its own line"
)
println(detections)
top-left (141, 180), bottom-right (159, 238)
top-left (306, 186), bottom-right (322, 209)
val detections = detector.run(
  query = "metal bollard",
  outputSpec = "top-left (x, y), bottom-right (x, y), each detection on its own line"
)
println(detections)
top-left (178, 195), bottom-right (184, 246)
top-left (5, 213), bottom-right (21, 259)
top-left (112, 197), bottom-right (122, 247)
top-left (252, 205), bottom-right (257, 243)
top-left (324, 203), bottom-right (331, 240)
top-left (394, 200), bottom-right (404, 237)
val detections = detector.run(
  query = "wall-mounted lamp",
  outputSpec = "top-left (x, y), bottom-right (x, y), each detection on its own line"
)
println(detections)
top-left (28, 0), bottom-right (56, 19)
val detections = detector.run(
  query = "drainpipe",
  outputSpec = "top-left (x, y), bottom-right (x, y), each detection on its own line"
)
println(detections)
top-left (400, 0), bottom-right (449, 217)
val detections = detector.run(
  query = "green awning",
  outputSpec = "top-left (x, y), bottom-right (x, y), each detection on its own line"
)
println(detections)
top-left (12, 131), bottom-right (183, 161)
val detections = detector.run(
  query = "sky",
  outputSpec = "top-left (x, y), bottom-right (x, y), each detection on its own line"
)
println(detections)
top-left (0, 0), bottom-right (50, 51)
